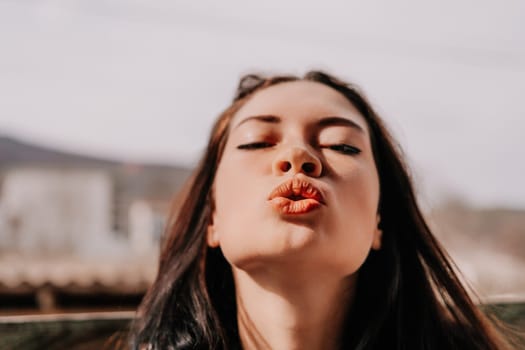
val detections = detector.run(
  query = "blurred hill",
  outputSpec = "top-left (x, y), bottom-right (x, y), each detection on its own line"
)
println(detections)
top-left (0, 134), bottom-right (188, 171)
top-left (431, 201), bottom-right (525, 260)
top-left (0, 134), bottom-right (192, 211)
top-left (429, 200), bottom-right (525, 299)
top-left (0, 135), bottom-right (116, 166)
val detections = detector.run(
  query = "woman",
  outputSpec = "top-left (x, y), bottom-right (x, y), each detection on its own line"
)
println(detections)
top-left (129, 71), bottom-right (514, 349)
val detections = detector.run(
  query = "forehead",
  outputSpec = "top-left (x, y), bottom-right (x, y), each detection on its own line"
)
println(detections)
top-left (231, 80), bottom-right (368, 130)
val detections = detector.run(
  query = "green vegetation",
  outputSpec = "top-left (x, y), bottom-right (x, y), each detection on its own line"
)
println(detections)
top-left (0, 316), bottom-right (130, 350)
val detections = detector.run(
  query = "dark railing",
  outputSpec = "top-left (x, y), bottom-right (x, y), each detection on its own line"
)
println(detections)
top-left (0, 312), bottom-right (133, 350)
top-left (1, 303), bottom-right (524, 349)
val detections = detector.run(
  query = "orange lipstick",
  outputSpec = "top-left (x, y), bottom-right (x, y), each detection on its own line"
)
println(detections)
top-left (267, 177), bottom-right (325, 215)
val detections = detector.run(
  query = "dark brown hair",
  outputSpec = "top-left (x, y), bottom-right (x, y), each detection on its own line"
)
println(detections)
top-left (129, 71), bottom-right (514, 349)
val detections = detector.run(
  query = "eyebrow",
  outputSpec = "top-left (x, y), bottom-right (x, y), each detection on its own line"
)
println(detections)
top-left (234, 114), bottom-right (365, 133)
top-left (234, 115), bottom-right (281, 129)
top-left (317, 116), bottom-right (365, 133)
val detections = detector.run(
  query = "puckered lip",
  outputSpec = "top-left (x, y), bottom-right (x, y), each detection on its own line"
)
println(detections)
top-left (267, 176), bottom-right (326, 204)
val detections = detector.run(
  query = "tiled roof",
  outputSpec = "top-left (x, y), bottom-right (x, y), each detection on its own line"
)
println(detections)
top-left (0, 256), bottom-right (157, 292)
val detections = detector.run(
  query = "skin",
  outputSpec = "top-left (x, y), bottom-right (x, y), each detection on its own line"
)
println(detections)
top-left (208, 81), bottom-right (382, 350)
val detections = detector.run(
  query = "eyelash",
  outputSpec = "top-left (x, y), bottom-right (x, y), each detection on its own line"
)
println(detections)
top-left (237, 142), bottom-right (361, 155)
top-left (324, 144), bottom-right (362, 155)
top-left (237, 142), bottom-right (275, 150)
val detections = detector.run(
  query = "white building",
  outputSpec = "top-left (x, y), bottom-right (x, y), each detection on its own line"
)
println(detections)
top-left (0, 167), bottom-right (112, 256)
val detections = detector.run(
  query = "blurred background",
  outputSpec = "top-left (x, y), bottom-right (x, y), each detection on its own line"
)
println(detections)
top-left (0, 0), bottom-right (524, 346)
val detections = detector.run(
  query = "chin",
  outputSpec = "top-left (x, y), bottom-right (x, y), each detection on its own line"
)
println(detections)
top-left (276, 225), bottom-right (319, 252)
top-left (224, 227), bottom-right (320, 271)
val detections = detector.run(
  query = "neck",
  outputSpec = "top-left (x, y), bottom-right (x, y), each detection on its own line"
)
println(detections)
top-left (232, 266), bottom-right (356, 350)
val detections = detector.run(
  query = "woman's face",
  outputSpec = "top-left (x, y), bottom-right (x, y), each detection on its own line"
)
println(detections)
top-left (208, 81), bottom-right (382, 277)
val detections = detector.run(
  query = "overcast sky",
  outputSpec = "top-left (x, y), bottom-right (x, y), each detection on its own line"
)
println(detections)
top-left (1, 0), bottom-right (524, 208)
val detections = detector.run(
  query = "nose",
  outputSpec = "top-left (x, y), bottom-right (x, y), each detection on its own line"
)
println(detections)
top-left (273, 145), bottom-right (322, 177)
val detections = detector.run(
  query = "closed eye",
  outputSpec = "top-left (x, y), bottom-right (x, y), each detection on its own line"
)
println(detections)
top-left (323, 144), bottom-right (361, 155)
top-left (237, 142), bottom-right (275, 150)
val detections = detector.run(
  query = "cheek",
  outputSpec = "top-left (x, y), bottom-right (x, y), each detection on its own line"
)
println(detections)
top-left (214, 152), bottom-right (269, 207)
top-left (331, 155), bottom-right (380, 212)
top-left (211, 157), bottom-right (268, 262)
top-left (213, 164), bottom-right (247, 231)
top-left (213, 149), bottom-right (272, 213)
top-left (327, 164), bottom-right (380, 273)
top-left (214, 162), bottom-right (243, 206)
